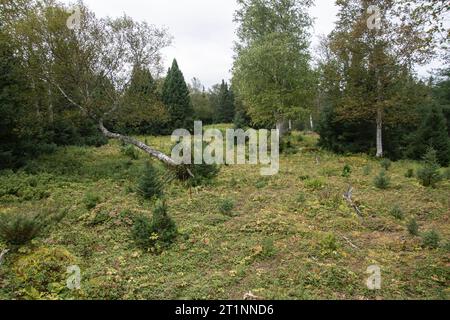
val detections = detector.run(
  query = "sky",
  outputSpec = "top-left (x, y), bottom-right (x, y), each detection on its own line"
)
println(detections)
top-left (61, 0), bottom-right (437, 89)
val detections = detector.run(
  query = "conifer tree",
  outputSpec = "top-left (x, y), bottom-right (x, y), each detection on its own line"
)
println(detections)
top-left (410, 105), bottom-right (450, 166)
top-left (162, 59), bottom-right (194, 130)
top-left (215, 80), bottom-right (235, 123)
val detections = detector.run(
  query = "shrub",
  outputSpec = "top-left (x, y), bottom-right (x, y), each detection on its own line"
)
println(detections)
top-left (132, 201), bottom-right (177, 252)
top-left (0, 210), bottom-right (45, 245)
top-left (390, 205), bottom-right (404, 220)
top-left (407, 218), bottom-right (419, 236)
top-left (279, 134), bottom-right (298, 155)
top-left (405, 168), bottom-right (415, 178)
top-left (417, 148), bottom-right (442, 188)
top-left (442, 168), bottom-right (450, 180)
top-left (121, 145), bottom-right (139, 160)
top-left (218, 198), bottom-right (235, 216)
top-left (380, 159), bottom-right (392, 171)
top-left (137, 163), bottom-right (164, 200)
top-left (14, 247), bottom-right (76, 298)
top-left (421, 230), bottom-right (441, 249)
top-left (83, 193), bottom-right (100, 210)
top-left (374, 170), bottom-right (390, 189)
top-left (174, 142), bottom-right (221, 187)
top-left (342, 164), bottom-right (352, 178)
top-left (320, 233), bottom-right (338, 254)
top-left (362, 165), bottom-right (372, 176)
top-left (305, 178), bottom-right (325, 191)
top-left (261, 238), bottom-right (276, 258)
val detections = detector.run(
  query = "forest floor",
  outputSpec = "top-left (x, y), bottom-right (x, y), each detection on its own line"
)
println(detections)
top-left (0, 127), bottom-right (449, 300)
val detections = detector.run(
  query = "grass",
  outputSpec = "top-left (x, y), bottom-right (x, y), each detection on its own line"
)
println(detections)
top-left (0, 131), bottom-right (449, 300)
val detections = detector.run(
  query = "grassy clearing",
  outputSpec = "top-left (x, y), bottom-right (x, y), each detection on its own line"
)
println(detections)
top-left (0, 131), bottom-right (449, 300)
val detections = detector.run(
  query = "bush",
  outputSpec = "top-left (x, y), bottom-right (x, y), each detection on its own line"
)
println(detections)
top-left (421, 230), bottom-right (441, 249)
top-left (442, 168), bottom-right (450, 180)
top-left (132, 201), bottom-right (177, 252)
top-left (417, 148), bottom-right (442, 188)
top-left (83, 193), bottom-right (100, 210)
top-left (390, 205), bottom-right (404, 220)
top-left (261, 238), bottom-right (276, 258)
top-left (137, 163), bottom-right (164, 200)
top-left (342, 164), bottom-right (352, 178)
top-left (173, 141), bottom-right (221, 187)
top-left (405, 168), bottom-right (415, 178)
top-left (279, 134), bottom-right (298, 155)
top-left (362, 165), bottom-right (372, 176)
top-left (380, 159), bottom-right (392, 171)
top-left (121, 145), bottom-right (139, 160)
top-left (374, 170), bottom-right (390, 189)
top-left (14, 247), bottom-right (76, 298)
top-left (407, 218), bottom-right (419, 236)
top-left (218, 198), bottom-right (235, 216)
top-left (0, 210), bottom-right (45, 245)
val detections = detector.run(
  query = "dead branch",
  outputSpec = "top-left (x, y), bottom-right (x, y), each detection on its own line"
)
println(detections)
top-left (0, 249), bottom-right (10, 267)
top-left (343, 185), bottom-right (362, 216)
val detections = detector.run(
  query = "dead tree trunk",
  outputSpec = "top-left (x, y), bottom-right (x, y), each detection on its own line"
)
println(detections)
top-left (98, 120), bottom-right (177, 167)
top-left (376, 108), bottom-right (383, 158)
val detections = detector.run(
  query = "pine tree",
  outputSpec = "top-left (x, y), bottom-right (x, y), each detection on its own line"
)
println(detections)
top-left (215, 80), bottom-right (235, 123)
top-left (162, 59), bottom-right (194, 130)
top-left (410, 105), bottom-right (450, 166)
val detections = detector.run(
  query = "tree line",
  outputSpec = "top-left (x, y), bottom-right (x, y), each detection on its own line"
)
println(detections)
top-left (0, 0), bottom-right (449, 170)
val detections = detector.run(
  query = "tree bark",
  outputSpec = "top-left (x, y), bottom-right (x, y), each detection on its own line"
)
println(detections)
top-left (98, 120), bottom-right (177, 167)
top-left (376, 108), bottom-right (383, 158)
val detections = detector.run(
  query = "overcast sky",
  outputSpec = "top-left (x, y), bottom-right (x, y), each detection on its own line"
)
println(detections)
top-left (61, 0), bottom-right (437, 88)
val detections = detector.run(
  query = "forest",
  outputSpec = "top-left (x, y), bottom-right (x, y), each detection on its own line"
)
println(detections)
top-left (0, 0), bottom-right (449, 300)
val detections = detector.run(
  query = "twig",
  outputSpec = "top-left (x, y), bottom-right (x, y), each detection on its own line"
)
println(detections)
top-left (342, 236), bottom-right (359, 249)
top-left (343, 185), bottom-right (362, 216)
top-left (0, 249), bottom-right (10, 267)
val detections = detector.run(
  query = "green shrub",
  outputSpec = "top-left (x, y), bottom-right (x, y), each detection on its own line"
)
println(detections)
top-left (280, 134), bottom-right (298, 155)
top-left (362, 165), bottom-right (372, 176)
top-left (137, 163), bottom-right (164, 200)
top-left (320, 233), bottom-right (338, 254)
top-left (405, 168), bottom-right (415, 178)
top-left (132, 201), bottom-right (177, 252)
top-left (442, 168), bottom-right (450, 180)
top-left (305, 178), bottom-right (325, 191)
top-left (417, 148), bottom-right (442, 188)
top-left (14, 247), bottom-right (76, 298)
top-left (421, 230), bottom-right (441, 249)
top-left (83, 193), bottom-right (100, 210)
top-left (218, 198), bottom-right (235, 216)
top-left (172, 141), bottom-right (221, 187)
top-left (261, 238), bottom-right (276, 258)
top-left (342, 164), bottom-right (352, 178)
top-left (390, 205), bottom-right (404, 220)
top-left (0, 210), bottom-right (45, 245)
top-left (121, 145), bottom-right (139, 160)
top-left (407, 218), bottom-right (419, 236)
top-left (373, 170), bottom-right (390, 189)
top-left (380, 159), bottom-right (392, 171)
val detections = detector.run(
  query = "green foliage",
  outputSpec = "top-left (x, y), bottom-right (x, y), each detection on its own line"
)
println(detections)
top-left (408, 105), bottom-right (450, 166)
top-left (405, 168), bottom-right (415, 178)
top-left (218, 198), bottom-right (235, 216)
top-left (83, 193), bottom-right (100, 210)
top-left (374, 170), bottom-right (390, 189)
top-left (380, 159), bottom-right (392, 171)
top-left (342, 164), bottom-right (352, 178)
top-left (13, 247), bottom-right (76, 299)
top-left (233, 110), bottom-right (250, 129)
top-left (362, 165), bottom-right (372, 176)
top-left (407, 218), bottom-right (419, 236)
top-left (305, 178), bottom-right (325, 191)
top-left (137, 163), bottom-right (164, 200)
top-left (442, 168), bottom-right (450, 180)
top-left (214, 80), bottom-right (235, 123)
top-left (421, 230), bottom-right (441, 249)
top-left (132, 201), bottom-right (177, 252)
top-left (162, 59), bottom-right (194, 130)
top-left (121, 145), bottom-right (139, 160)
top-left (279, 134), bottom-right (298, 155)
top-left (261, 238), bottom-right (276, 258)
top-left (417, 148), bottom-right (442, 188)
top-left (320, 233), bottom-right (338, 254)
top-left (390, 205), bottom-right (404, 220)
top-left (0, 210), bottom-right (45, 245)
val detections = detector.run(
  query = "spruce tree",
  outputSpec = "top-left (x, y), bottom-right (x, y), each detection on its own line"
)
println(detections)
top-left (411, 105), bottom-right (450, 166)
top-left (215, 80), bottom-right (235, 123)
top-left (162, 59), bottom-right (194, 130)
